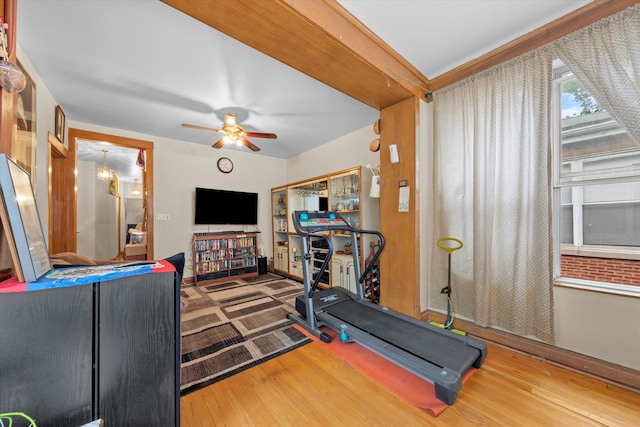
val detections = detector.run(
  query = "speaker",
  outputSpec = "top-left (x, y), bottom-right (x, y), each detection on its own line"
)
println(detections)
top-left (258, 256), bottom-right (267, 275)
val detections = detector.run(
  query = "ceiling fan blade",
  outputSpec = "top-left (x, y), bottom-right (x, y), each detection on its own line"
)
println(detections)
top-left (245, 131), bottom-right (277, 139)
top-left (212, 138), bottom-right (225, 149)
top-left (241, 138), bottom-right (261, 152)
top-left (182, 123), bottom-right (222, 133)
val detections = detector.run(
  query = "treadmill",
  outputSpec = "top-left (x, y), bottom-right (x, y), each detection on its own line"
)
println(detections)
top-left (287, 210), bottom-right (487, 405)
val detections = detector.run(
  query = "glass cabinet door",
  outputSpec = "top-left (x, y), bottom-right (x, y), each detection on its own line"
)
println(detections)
top-left (272, 188), bottom-right (287, 244)
top-left (329, 169), bottom-right (360, 231)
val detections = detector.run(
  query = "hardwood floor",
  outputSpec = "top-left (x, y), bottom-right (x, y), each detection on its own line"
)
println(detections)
top-left (180, 339), bottom-right (640, 426)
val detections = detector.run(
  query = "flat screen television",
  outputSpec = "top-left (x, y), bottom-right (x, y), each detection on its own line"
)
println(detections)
top-left (195, 187), bottom-right (258, 225)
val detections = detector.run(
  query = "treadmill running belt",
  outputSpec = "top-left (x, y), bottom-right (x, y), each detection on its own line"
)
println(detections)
top-left (325, 301), bottom-right (479, 372)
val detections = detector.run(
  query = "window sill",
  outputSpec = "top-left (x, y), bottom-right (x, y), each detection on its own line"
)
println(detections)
top-left (554, 277), bottom-right (640, 298)
top-left (561, 244), bottom-right (640, 260)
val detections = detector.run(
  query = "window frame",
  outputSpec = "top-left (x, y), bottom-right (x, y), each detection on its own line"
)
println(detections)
top-left (552, 67), bottom-right (640, 296)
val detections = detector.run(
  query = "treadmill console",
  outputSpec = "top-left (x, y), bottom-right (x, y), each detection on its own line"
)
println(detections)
top-left (292, 210), bottom-right (354, 234)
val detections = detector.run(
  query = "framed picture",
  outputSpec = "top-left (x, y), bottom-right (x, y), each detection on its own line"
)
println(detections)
top-left (0, 154), bottom-right (51, 282)
top-left (55, 104), bottom-right (66, 143)
top-left (13, 60), bottom-right (36, 185)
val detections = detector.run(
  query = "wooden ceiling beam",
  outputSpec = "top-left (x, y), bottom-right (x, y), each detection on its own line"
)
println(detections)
top-left (161, 0), bottom-right (430, 110)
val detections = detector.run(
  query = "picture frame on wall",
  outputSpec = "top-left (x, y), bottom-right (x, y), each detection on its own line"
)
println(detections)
top-left (55, 104), bottom-right (66, 143)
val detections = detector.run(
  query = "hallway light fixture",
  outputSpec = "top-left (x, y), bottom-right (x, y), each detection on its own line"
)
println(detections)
top-left (97, 149), bottom-right (111, 181)
top-left (131, 178), bottom-right (141, 198)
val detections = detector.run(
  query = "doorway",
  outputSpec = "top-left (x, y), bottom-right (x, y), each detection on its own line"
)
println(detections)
top-left (48, 128), bottom-right (154, 260)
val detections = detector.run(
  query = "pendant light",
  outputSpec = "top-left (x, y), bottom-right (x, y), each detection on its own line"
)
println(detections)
top-left (97, 149), bottom-right (111, 181)
top-left (131, 178), bottom-right (141, 198)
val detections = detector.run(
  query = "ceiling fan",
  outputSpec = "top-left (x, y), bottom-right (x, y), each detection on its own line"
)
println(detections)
top-left (182, 113), bottom-right (277, 152)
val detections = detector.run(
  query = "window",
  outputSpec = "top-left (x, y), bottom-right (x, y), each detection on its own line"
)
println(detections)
top-left (553, 61), bottom-right (640, 289)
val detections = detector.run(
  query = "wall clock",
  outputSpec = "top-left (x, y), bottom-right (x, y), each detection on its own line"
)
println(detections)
top-left (217, 157), bottom-right (233, 173)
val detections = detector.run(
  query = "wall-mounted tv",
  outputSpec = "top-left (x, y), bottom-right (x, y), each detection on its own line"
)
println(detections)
top-left (194, 187), bottom-right (258, 225)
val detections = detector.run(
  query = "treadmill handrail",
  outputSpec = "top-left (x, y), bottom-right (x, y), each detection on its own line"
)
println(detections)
top-left (356, 229), bottom-right (384, 286)
top-left (291, 210), bottom-right (385, 292)
top-left (308, 232), bottom-right (333, 296)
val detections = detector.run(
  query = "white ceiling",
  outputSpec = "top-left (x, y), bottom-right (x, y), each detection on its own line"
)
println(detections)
top-left (17, 0), bottom-right (593, 167)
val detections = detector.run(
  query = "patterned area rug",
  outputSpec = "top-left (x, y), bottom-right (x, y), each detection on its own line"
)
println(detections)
top-left (179, 273), bottom-right (310, 395)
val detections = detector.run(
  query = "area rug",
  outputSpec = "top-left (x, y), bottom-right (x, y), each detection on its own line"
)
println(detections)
top-left (179, 273), bottom-right (310, 395)
top-left (295, 325), bottom-right (476, 417)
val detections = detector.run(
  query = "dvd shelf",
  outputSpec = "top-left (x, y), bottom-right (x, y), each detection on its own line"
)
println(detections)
top-left (193, 232), bottom-right (258, 286)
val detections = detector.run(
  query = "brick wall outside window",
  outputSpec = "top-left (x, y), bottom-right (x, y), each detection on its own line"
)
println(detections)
top-left (561, 255), bottom-right (640, 286)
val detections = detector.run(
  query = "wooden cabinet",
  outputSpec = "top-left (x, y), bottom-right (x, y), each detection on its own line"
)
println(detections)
top-left (285, 235), bottom-right (304, 280)
top-left (273, 244), bottom-right (289, 273)
top-left (0, 268), bottom-right (179, 426)
top-left (290, 260), bottom-right (303, 278)
top-left (0, 284), bottom-right (93, 425)
top-left (193, 232), bottom-right (258, 286)
top-left (331, 254), bottom-right (357, 294)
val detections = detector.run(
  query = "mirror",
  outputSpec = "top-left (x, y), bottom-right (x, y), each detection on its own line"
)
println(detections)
top-left (291, 180), bottom-right (328, 209)
top-left (76, 141), bottom-right (144, 260)
top-left (287, 179), bottom-right (328, 232)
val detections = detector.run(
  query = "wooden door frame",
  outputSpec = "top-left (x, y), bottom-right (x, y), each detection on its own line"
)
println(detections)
top-left (49, 128), bottom-right (154, 259)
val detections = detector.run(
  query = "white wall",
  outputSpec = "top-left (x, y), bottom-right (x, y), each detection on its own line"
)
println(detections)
top-left (554, 286), bottom-right (640, 370)
top-left (76, 160), bottom-right (96, 258)
top-left (286, 125), bottom-right (380, 183)
top-left (93, 174), bottom-right (118, 260)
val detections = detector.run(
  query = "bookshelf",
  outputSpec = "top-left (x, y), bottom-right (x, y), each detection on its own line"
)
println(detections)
top-left (193, 232), bottom-right (258, 286)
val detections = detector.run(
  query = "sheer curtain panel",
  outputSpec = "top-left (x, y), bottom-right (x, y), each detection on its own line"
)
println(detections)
top-left (432, 48), bottom-right (554, 343)
top-left (553, 4), bottom-right (640, 143)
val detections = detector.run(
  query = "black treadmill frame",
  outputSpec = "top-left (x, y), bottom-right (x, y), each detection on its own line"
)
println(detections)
top-left (286, 210), bottom-right (487, 405)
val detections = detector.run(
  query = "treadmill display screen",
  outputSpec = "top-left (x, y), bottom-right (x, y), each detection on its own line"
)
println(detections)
top-left (296, 211), bottom-right (348, 231)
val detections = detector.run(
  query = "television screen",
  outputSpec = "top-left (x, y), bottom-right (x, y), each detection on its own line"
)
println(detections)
top-left (195, 187), bottom-right (258, 225)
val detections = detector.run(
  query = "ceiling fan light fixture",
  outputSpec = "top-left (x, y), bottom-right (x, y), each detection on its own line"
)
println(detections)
top-left (182, 112), bottom-right (276, 153)
top-left (224, 113), bottom-right (237, 126)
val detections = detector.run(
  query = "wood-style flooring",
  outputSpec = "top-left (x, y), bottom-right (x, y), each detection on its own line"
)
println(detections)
top-left (180, 339), bottom-right (640, 426)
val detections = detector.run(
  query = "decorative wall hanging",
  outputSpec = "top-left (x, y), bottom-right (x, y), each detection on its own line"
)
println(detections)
top-left (0, 18), bottom-right (26, 94)
top-left (55, 105), bottom-right (65, 143)
top-left (108, 172), bottom-right (119, 197)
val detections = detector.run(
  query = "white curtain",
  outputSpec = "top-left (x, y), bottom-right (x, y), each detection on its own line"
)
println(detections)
top-left (553, 4), bottom-right (640, 143)
top-left (432, 48), bottom-right (554, 343)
